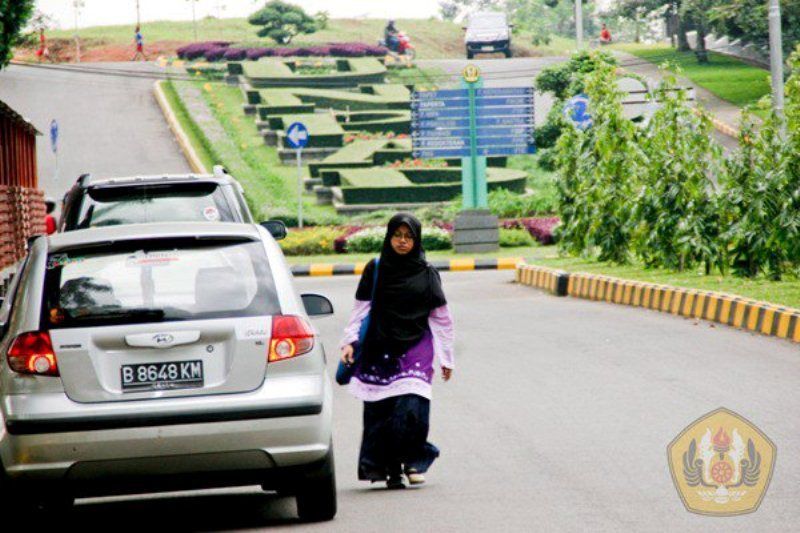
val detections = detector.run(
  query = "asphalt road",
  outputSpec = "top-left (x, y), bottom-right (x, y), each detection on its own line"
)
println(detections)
top-left (0, 62), bottom-right (190, 203)
top-left (53, 270), bottom-right (800, 531)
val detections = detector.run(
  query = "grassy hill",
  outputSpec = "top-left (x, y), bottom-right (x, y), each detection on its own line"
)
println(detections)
top-left (45, 17), bottom-right (548, 60)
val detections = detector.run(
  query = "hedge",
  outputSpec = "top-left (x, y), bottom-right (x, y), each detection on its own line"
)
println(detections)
top-left (239, 57), bottom-right (387, 88)
top-left (178, 41), bottom-right (388, 61)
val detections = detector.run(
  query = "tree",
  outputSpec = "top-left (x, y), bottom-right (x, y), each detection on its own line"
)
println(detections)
top-left (248, 1), bottom-right (317, 45)
top-left (681, 0), bottom-right (716, 63)
top-left (710, 0), bottom-right (800, 55)
top-left (0, 0), bottom-right (35, 69)
top-left (439, 1), bottom-right (460, 21)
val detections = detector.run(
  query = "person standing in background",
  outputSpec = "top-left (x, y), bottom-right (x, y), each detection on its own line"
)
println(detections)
top-left (44, 198), bottom-right (57, 235)
top-left (132, 25), bottom-right (146, 60)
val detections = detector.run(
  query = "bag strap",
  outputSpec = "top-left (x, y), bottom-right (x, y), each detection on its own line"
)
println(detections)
top-left (369, 258), bottom-right (379, 304)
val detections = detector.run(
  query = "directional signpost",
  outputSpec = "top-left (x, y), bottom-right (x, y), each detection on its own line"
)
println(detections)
top-left (286, 122), bottom-right (309, 228)
top-left (563, 94), bottom-right (592, 130)
top-left (411, 66), bottom-right (536, 252)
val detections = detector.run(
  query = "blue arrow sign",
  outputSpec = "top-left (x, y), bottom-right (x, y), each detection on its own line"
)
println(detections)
top-left (412, 96), bottom-right (535, 111)
top-left (412, 126), bottom-right (536, 139)
top-left (564, 94), bottom-right (592, 130)
top-left (412, 144), bottom-right (536, 159)
top-left (412, 105), bottom-right (534, 121)
top-left (285, 121), bottom-right (309, 149)
top-left (414, 136), bottom-right (533, 149)
top-left (412, 87), bottom-right (534, 100)
top-left (49, 119), bottom-right (59, 154)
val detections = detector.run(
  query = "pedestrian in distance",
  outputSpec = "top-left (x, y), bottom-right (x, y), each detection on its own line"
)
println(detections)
top-left (132, 25), bottom-right (146, 61)
top-left (44, 198), bottom-right (57, 235)
top-left (339, 213), bottom-right (455, 489)
top-left (600, 23), bottom-right (612, 45)
top-left (35, 28), bottom-right (51, 63)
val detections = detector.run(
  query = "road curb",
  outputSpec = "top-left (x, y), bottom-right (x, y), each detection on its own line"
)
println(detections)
top-left (291, 257), bottom-right (523, 277)
top-left (516, 264), bottom-right (569, 296)
top-left (516, 265), bottom-right (800, 344)
top-left (152, 80), bottom-right (207, 173)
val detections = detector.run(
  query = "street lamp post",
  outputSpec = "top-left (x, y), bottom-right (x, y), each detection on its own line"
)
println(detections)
top-left (73, 0), bottom-right (85, 63)
top-left (575, 0), bottom-right (584, 49)
top-left (187, 0), bottom-right (199, 41)
top-left (768, 0), bottom-right (785, 128)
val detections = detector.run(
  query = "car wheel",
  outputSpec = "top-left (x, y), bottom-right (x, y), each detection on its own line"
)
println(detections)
top-left (295, 448), bottom-right (337, 522)
top-left (466, 50), bottom-right (474, 59)
top-left (504, 49), bottom-right (512, 58)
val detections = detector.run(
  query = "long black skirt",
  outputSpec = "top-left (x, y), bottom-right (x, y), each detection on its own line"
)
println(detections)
top-left (358, 394), bottom-right (440, 481)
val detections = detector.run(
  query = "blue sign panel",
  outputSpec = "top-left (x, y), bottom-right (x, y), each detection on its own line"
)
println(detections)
top-left (412, 105), bottom-right (534, 121)
top-left (412, 144), bottom-right (536, 159)
top-left (411, 96), bottom-right (535, 111)
top-left (412, 126), bottom-right (536, 139)
top-left (412, 87), bottom-right (533, 101)
top-left (285, 122), bottom-right (309, 149)
top-left (412, 115), bottom-right (535, 131)
top-left (49, 119), bottom-right (59, 154)
top-left (413, 135), bottom-right (533, 149)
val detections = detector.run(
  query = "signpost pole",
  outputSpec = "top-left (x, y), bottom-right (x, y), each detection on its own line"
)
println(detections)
top-left (296, 147), bottom-right (304, 229)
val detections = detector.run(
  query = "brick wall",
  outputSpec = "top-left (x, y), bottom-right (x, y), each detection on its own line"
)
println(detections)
top-left (0, 185), bottom-right (45, 270)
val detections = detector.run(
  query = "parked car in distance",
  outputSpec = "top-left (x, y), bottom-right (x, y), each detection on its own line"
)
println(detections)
top-left (59, 166), bottom-right (254, 231)
top-left (464, 11), bottom-right (513, 59)
top-left (0, 221), bottom-right (335, 519)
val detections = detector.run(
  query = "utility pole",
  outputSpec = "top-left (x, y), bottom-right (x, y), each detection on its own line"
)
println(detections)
top-left (136, 0), bottom-right (141, 26)
top-left (73, 0), bottom-right (84, 62)
top-left (187, 0), bottom-right (199, 41)
top-left (768, 0), bottom-right (785, 127)
top-left (575, 0), bottom-right (584, 49)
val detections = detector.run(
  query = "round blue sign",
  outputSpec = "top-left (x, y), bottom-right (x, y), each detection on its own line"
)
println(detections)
top-left (286, 122), bottom-right (309, 150)
top-left (49, 119), bottom-right (59, 153)
top-left (563, 95), bottom-right (592, 130)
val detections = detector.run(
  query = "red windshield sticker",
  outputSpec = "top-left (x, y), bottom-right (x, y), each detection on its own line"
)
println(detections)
top-left (203, 206), bottom-right (220, 221)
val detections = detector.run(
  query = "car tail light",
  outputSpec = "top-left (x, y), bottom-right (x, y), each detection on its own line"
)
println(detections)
top-left (7, 331), bottom-right (60, 376)
top-left (268, 315), bottom-right (314, 363)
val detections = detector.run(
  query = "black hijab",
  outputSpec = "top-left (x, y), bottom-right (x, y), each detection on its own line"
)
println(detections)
top-left (355, 213), bottom-right (447, 357)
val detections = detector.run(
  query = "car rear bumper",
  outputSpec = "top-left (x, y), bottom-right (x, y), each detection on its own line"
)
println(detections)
top-left (467, 40), bottom-right (510, 53)
top-left (0, 374), bottom-right (332, 486)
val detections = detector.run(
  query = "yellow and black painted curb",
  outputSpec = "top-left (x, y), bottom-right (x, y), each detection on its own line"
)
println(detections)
top-left (152, 81), bottom-right (208, 174)
top-left (517, 265), bottom-right (800, 344)
top-left (291, 257), bottom-right (523, 277)
top-left (516, 264), bottom-right (570, 296)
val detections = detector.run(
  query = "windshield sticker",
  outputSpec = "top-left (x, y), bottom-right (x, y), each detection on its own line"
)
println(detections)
top-left (47, 254), bottom-right (85, 270)
top-left (203, 206), bottom-right (220, 221)
top-left (125, 250), bottom-right (181, 267)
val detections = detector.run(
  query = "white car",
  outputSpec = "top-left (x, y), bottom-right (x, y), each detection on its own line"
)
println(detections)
top-left (0, 221), bottom-right (336, 520)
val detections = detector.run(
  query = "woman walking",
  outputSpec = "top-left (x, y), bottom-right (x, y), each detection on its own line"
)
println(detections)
top-left (340, 213), bottom-right (455, 489)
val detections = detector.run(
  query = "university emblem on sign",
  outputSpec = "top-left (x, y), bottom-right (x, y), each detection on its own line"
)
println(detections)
top-left (462, 64), bottom-right (480, 83)
top-left (667, 407), bottom-right (776, 516)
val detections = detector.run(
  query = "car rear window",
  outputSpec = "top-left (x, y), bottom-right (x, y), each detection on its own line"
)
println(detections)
top-left (42, 238), bottom-right (279, 329)
top-left (470, 14), bottom-right (506, 28)
top-left (74, 183), bottom-right (236, 229)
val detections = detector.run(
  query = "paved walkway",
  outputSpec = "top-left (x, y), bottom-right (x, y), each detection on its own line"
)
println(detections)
top-left (614, 51), bottom-right (750, 151)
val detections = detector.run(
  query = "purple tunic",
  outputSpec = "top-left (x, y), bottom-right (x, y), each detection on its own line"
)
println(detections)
top-left (341, 302), bottom-right (454, 402)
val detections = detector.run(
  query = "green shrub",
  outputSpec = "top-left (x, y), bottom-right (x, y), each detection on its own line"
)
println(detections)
top-left (488, 189), bottom-right (555, 218)
top-left (279, 226), bottom-right (342, 255)
top-left (346, 226), bottom-right (452, 253)
top-left (499, 228), bottom-right (535, 248)
top-left (264, 207), bottom-right (344, 227)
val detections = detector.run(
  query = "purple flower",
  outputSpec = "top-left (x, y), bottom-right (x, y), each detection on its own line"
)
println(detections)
top-left (502, 217), bottom-right (560, 245)
top-left (246, 47), bottom-right (273, 60)
top-left (223, 48), bottom-right (247, 61)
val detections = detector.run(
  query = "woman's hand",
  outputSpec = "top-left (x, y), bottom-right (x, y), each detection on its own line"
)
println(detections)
top-left (441, 367), bottom-right (453, 382)
top-left (340, 344), bottom-right (355, 365)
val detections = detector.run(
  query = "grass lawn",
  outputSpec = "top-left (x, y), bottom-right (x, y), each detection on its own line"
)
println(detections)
top-left (50, 18), bottom-right (480, 60)
top-left (160, 81), bottom-right (215, 172)
top-left (533, 256), bottom-right (800, 310)
top-left (614, 43), bottom-right (771, 109)
top-left (285, 245), bottom-right (555, 265)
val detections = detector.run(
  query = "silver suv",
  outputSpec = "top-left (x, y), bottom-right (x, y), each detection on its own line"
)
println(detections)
top-left (0, 222), bottom-right (336, 520)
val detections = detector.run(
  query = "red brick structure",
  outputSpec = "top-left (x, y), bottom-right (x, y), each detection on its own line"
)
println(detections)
top-left (0, 99), bottom-right (45, 270)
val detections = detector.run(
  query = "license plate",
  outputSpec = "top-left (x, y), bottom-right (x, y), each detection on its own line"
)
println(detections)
top-left (121, 360), bottom-right (204, 391)
top-left (482, 45), bottom-right (494, 51)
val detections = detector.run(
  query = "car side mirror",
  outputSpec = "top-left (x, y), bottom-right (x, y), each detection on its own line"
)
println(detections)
top-left (461, 27), bottom-right (467, 31)
top-left (260, 220), bottom-right (287, 240)
top-left (302, 294), bottom-right (334, 316)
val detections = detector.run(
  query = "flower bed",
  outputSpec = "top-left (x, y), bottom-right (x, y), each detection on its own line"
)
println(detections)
top-left (177, 41), bottom-right (388, 61)
top-left (345, 226), bottom-right (452, 253)
top-left (501, 217), bottom-right (560, 245)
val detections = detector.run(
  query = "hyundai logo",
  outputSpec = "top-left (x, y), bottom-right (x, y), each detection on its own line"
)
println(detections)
top-left (153, 333), bottom-right (174, 346)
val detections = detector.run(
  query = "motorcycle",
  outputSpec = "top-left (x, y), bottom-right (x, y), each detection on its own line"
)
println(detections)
top-left (379, 31), bottom-right (416, 60)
